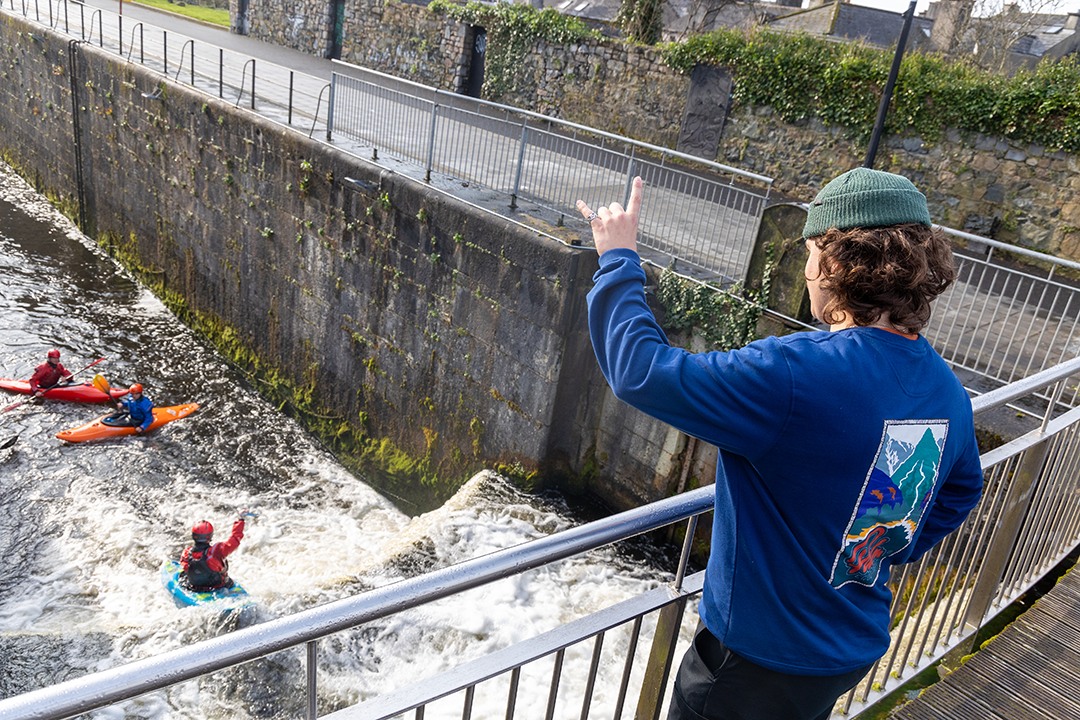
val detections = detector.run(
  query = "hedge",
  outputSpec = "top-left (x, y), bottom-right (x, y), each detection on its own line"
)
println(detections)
top-left (661, 27), bottom-right (1080, 152)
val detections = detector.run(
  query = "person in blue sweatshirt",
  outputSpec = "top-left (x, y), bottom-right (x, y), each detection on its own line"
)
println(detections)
top-left (578, 168), bottom-right (984, 720)
top-left (111, 382), bottom-right (155, 434)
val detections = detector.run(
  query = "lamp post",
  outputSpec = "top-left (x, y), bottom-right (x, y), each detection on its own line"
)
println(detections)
top-left (864, 0), bottom-right (917, 168)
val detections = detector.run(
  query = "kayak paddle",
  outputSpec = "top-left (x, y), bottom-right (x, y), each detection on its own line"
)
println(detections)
top-left (1, 357), bottom-right (107, 415)
top-left (92, 373), bottom-right (112, 397)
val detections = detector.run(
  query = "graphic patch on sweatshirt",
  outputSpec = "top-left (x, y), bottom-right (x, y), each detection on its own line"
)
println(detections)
top-left (830, 420), bottom-right (948, 589)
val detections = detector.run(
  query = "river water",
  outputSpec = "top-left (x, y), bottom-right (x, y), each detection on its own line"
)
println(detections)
top-left (0, 162), bottom-right (689, 718)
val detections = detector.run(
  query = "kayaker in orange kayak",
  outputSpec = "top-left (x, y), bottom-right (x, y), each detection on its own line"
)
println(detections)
top-left (28, 349), bottom-right (74, 397)
top-left (179, 516), bottom-right (246, 591)
top-left (107, 383), bottom-right (155, 434)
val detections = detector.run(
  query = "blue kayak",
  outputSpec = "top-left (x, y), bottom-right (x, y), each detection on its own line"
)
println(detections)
top-left (160, 559), bottom-right (250, 609)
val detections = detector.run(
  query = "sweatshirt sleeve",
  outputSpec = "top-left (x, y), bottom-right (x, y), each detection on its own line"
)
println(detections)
top-left (586, 249), bottom-right (792, 457)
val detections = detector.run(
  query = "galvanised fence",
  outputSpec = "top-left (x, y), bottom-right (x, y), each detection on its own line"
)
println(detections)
top-left (1, 356), bottom-right (1079, 720)
top-left (326, 64), bottom-right (774, 284)
top-left (926, 227), bottom-right (1080, 411)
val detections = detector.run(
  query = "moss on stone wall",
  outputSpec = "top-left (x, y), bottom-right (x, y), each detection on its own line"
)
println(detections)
top-left (95, 227), bottom-right (466, 513)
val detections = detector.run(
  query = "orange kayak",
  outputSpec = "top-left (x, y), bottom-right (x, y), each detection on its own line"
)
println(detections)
top-left (56, 404), bottom-right (199, 443)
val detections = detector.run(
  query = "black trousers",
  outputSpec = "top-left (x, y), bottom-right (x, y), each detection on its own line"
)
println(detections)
top-left (667, 627), bottom-right (873, 720)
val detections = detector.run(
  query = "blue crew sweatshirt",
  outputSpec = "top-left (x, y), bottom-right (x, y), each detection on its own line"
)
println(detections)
top-left (587, 249), bottom-right (984, 675)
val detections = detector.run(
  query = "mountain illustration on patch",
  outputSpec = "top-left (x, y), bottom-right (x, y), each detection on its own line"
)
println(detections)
top-left (831, 421), bottom-right (947, 589)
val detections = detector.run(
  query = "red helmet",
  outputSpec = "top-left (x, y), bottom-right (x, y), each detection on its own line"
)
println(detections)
top-left (129, 383), bottom-right (144, 394)
top-left (47, 349), bottom-right (61, 359)
top-left (191, 520), bottom-right (214, 541)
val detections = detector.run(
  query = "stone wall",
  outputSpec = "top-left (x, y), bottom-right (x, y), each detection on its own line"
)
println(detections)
top-left (715, 108), bottom-right (1080, 260)
top-left (339, 0), bottom-right (471, 90)
top-left (246, 0), bottom-right (333, 57)
top-left (0, 13), bottom-right (710, 514)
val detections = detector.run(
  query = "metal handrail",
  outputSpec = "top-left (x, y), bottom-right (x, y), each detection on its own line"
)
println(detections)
top-left (0, 489), bottom-right (714, 719)
top-left (3, 356), bottom-right (1080, 719)
top-left (969, 354), bottom-right (1080, 416)
top-left (329, 59), bottom-right (773, 188)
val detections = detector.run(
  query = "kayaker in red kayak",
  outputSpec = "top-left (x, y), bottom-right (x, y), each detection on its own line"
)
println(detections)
top-left (179, 516), bottom-right (246, 591)
top-left (28, 349), bottom-right (74, 397)
top-left (108, 383), bottom-right (155, 434)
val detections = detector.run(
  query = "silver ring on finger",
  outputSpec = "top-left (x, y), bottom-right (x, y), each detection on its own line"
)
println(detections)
top-left (586, 212), bottom-right (600, 223)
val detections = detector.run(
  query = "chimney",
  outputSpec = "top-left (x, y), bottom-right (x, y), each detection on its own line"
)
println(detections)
top-left (929, 0), bottom-right (970, 52)
top-left (1066, 12), bottom-right (1080, 30)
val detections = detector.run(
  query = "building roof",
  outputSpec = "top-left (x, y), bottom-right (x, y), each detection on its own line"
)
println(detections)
top-left (768, 1), bottom-right (934, 49)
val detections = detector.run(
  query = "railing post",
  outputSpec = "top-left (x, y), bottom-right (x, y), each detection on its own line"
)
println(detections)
top-left (306, 640), bottom-right (317, 720)
top-left (633, 597), bottom-right (687, 720)
top-left (510, 121), bottom-right (528, 210)
top-left (943, 436), bottom-right (1053, 671)
top-left (288, 70), bottom-right (294, 125)
top-left (325, 74), bottom-right (336, 142)
top-left (425, 103), bottom-right (438, 183)
top-left (634, 514), bottom-right (698, 720)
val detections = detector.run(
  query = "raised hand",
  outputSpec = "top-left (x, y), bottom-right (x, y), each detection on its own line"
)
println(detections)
top-left (575, 176), bottom-right (644, 256)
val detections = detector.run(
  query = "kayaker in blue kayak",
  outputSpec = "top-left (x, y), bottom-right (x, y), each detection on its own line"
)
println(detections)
top-left (109, 383), bottom-right (155, 433)
top-left (180, 516), bottom-right (246, 591)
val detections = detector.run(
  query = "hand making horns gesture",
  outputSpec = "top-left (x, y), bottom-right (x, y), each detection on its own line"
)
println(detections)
top-left (576, 176), bottom-right (644, 256)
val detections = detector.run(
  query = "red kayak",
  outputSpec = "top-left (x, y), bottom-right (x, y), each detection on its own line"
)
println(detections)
top-left (56, 404), bottom-right (199, 443)
top-left (0, 379), bottom-right (129, 403)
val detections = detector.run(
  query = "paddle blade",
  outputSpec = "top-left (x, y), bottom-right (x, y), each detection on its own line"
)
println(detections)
top-left (0, 398), bottom-right (27, 415)
top-left (92, 374), bottom-right (111, 396)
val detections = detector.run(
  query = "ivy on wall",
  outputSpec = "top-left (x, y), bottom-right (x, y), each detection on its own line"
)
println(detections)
top-left (660, 27), bottom-right (1080, 153)
top-left (655, 270), bottom-right (770, 351)
top-left (428, 0), bottom-right (598, 99)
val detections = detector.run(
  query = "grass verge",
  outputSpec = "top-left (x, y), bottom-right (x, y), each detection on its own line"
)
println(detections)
top-left (127, 0), bottom-right (229, 27)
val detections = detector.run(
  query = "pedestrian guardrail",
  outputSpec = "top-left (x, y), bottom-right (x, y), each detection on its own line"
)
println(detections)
top-left (326, 63), bottom-right (774, 283)
top-left (927, 227), bottom-right (1080, 411)
top-left (2, 356), bottom-right (1078, 720)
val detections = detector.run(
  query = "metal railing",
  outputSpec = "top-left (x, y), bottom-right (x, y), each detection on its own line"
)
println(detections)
top-left (2, 356), bottom-right (1079, 720)
top-left (326, 64), bottom-right (774, 284)
top-left (4, 0), bottom-right (329, 131)
top-left (926, 227), bottom-right (1080, 410)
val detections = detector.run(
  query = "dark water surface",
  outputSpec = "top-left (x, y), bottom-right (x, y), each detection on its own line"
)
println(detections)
top-left (0, 163), bottom-right (681, 719)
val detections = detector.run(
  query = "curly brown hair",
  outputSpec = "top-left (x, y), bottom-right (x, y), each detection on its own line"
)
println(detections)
top-left (811, 223), bottom-right (956, 334)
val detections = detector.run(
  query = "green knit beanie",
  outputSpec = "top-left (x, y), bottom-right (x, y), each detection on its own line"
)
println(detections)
top-left (802, 168), bottom-right (931, 239)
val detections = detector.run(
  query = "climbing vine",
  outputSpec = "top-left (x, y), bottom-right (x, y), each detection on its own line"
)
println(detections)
top-left (655, 258), bottom-right (773, 352)
top-left (660, 27), bottom-right (1080, 152)
top-left (617, 0), bottom-right (663, 44)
